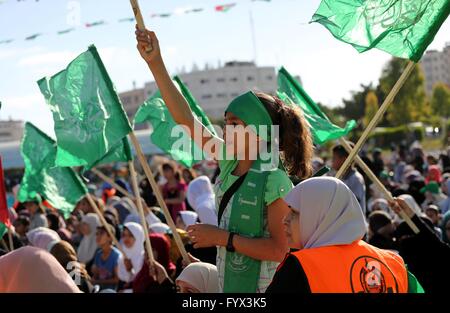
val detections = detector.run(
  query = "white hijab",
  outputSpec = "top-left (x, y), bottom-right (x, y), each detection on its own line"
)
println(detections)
top-left (393, 194), bottom-right (423, 224)
top-left (123, 211), bottom-right (161, 229)
top-left (186, 176), bottom-right (217, 225)
top-left (284, 177), bottom-right (367, 249)
top-left (26, 227), bottom-right (61, 251)
top-left (77, 213), bottom-right (100, 264)
top-left (179, 211), bottom-right (198, 229)
top-left (118, 222), bottom-right (145, 282)
top-left (149, 222), bottom-right (171, 234)
top-left (176, 262), bottom-right (219, 293)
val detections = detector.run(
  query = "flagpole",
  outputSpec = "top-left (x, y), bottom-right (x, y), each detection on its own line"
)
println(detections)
top-left (339, 139), bottom-right (420, 234)
top-left (336, 61), bottom-right (416, 179)
top-left (0, 239), bottom-right (9, 252)
top-left (128, 160), bottom-right (155, 264)
top-left (128, 131), bottom-right (191, 265)
top-left (7, 227), bottom-right (13, 251)
top-left (84, 192), bottom-right (126, 256)
top-left (91, 168), bottom-right (136, 200)
top-left (130, 0), bottom-right (153, 53)
top-left (249, 9), bottom-right (257, 64)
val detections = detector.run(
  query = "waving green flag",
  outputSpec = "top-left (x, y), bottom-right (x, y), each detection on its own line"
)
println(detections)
top-left (277, 67), bottom-right (356, 145)
top-left (38, 45), bottom-right (133, 169)
top-left (18, 123), bottom-right (87, 218)
top-left (134, 76), bottom-right (217, 168)
top-left (311, 0), bottom-right (450, 61)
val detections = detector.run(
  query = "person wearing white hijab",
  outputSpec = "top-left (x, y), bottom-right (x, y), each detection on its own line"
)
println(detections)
top-left (77, 213), bottom-right (100, 264)
top-left (118, 222), bottom-right (145, 284)
top-left (176, 262), bottom-right (219, 293)
top-left (26, 227), bottom-right (61, 251)
top-left (149, 222), bottom-right (171, 234)
top-left (393, 194), bottom-right (423, 225)
top-left (186, 176), bottom-right (217, 226)
top-left (266, 177), bottom-right (423, 293)
top-left (176, 211), bottom-right (199, 230)
top-left (123, 211), bottom-right (161, 229)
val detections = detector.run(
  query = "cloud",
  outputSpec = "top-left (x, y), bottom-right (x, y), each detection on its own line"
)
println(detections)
top-left (18, 50), bottom-right (78, 67)
top-left (0, 45), bottom-right (46, 61)
top-left (0, 93), bottom-right (55, 136)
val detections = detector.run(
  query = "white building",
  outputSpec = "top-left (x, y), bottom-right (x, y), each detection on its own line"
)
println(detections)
top-left (145, 61), bottom-right (288, 120)
top-left (0, 119), bottom-right (24, 143)
top-left (119, 61), bottom-right (302, 124)
top-left (421, 43), bottom-right (450, 95)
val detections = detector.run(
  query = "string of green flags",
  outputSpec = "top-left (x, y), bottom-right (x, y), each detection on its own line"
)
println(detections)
top-left (0, 1), bottom-right (272, 45)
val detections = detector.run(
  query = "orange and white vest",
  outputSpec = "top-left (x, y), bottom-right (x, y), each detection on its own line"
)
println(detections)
top-left (291, 240), bottom-right (408, 293)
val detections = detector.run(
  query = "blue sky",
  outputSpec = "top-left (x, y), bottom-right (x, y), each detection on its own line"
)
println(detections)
top-left (0, 0), bottom-right (449, 136)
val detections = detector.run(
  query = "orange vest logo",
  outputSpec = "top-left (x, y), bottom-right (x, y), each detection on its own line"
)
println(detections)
top-left (350, 256), bottom-right (399, 293)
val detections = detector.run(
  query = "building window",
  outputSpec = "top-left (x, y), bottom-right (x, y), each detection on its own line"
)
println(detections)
top-left (216, 93), bottom-right (227, 98)
top-left (247, 76), bottom-right (254, 81)
top-left (230, 77), bottom-right (238, 82)
top-left (266, 75), bottom-right (273, 80)
top-left (200, 79), bottom-right (209, 84)
top-left (217, 78), bottom-right (225, 83)
top-left (202, 94), bottom-right (212, 99)
top-left (231, 93), bottom-right (239, 98)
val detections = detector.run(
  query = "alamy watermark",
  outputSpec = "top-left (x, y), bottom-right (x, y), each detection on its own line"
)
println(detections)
top-left (171, 123), bottom-right (281, 171)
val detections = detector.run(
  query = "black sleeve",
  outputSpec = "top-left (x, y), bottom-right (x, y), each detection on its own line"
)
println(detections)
top-left (411, 214), bottom-right (450, 255)
top-left (265, 254), bottom-right (311, 294)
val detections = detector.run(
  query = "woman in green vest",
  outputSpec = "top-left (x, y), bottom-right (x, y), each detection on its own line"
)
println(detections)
top-left (136, 27), bottom-right (313, 292)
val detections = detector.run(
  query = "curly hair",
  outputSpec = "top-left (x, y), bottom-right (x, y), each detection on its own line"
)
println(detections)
top-left (255, 92), bottom-right (313, 179)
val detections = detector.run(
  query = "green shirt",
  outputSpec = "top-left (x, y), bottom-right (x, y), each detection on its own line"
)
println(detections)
top-left (215, 144), bottom-right (293, 292)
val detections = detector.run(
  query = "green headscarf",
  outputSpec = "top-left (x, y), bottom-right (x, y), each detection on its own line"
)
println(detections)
top-left (225, 91), bottom-right (273, 141)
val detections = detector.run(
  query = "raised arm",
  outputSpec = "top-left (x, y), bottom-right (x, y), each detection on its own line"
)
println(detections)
top-left (135, 27), bottom-right (221, 159)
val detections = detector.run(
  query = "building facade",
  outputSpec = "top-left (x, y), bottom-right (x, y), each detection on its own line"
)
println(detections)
top-left (119, 61), bottom-right (301, 126)
top-left (0, 119), bottom-right (24, 143)
top-left (118, 84), bottom-right (147, 130)
top-left (421, 43), bottom-right (450, 95)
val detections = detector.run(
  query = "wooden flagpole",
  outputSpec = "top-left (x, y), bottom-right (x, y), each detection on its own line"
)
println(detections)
top-left (130, 0), bottom-right (153, 53)
top-left (339, 139), bottom-right (420, 234)
top-left (84, 193), bottom-right (126, 255)
top-left (336, 61), bottom-right (416, 179)
top-left (128, 132), bottom-right (191, 265)
top-left (7, 226), bottom-right (13, 251)
top-left (128, 161), bottom-right (155, 264)
top-left (91, 168), bottom-right (136, 200)
top-left (0, 238), bottom-right (9, 252)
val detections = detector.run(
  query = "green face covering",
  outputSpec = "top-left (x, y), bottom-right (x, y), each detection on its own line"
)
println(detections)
top-left (225, 91), bottom-right (273, 141)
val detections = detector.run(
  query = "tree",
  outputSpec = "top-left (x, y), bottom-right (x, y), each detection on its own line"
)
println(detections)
top-left (379, 58), bottom-right (427, 126)
top-left (363, 91), bottom-right (379, 128)
top-left (337, 83), bottom-right (377, 124)
top-left (431, 83), bottom-right (450, 118)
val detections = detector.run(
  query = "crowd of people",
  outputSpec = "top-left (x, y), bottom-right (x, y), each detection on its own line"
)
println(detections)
top-left (1, 26), bottom-right (449, 294)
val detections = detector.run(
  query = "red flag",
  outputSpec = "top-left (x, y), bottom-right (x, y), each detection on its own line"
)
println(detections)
top-left (0, 156), bottom-right (11, 228)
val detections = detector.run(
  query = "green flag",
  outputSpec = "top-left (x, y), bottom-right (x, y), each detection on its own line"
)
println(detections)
top-left (38, 45), bottom-right (133, 169)
top-left (18, 123), bottom-right (87, 218)
top-left (134, 76), bottom-right (217, 168)
top-left (277, 67), bottom-right (356, 145)
top-left (311, 0), bottom-right (450, 61)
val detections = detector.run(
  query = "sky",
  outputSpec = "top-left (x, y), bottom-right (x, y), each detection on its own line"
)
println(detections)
top-left (0, 0), bottom-right (449, 136)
